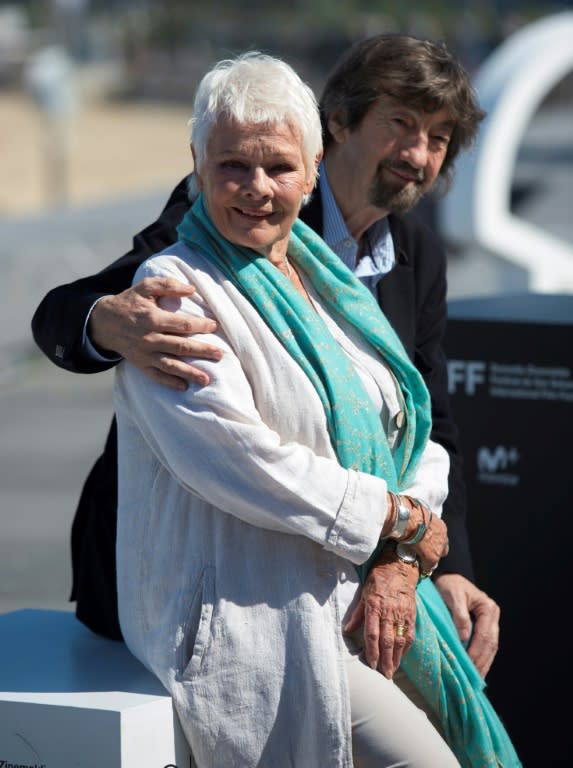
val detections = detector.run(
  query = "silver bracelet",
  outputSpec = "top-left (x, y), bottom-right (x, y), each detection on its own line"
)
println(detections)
top-left (402, 500), bottom-right (429, 545)
top-left (388, 493), bottom-right (411, 539)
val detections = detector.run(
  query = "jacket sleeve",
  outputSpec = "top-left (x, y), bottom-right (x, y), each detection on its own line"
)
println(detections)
top-left (30, 177), bottom-right (191, 374)
top-left (391, 212), bottom-right (475, 581)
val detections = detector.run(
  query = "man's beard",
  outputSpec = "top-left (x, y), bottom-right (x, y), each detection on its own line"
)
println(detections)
top-left (369, 160), bottom-right (431, 213)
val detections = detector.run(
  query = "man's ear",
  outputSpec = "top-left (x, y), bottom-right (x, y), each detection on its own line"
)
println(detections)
top-left (326, 111), bottom-right (347, 144)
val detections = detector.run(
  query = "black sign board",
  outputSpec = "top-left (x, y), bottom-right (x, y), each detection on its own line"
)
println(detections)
top-left (445, 294), bottom-right (572, 767)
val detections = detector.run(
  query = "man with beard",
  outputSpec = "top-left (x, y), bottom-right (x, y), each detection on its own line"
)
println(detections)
top-left (32, 34), bottom-right (498, 690)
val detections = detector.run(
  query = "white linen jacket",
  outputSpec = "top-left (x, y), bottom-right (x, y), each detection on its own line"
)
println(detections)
top-left (114, 242), bottom-right (449, 768)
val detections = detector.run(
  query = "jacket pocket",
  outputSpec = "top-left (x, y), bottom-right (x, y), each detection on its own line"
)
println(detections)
top-left (179, 565), bottom-right (216, 681)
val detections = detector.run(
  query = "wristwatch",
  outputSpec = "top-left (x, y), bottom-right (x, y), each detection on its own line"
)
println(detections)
top-left (389, 495), bottom-right (410, 539)
top-left (395, 542), bottom-right (418, 566)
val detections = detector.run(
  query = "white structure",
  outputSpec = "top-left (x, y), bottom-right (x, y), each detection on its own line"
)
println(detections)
top-left (0, 610), bottom-right (191, 767)
top-left (439, 12), bottom-right (573, 293)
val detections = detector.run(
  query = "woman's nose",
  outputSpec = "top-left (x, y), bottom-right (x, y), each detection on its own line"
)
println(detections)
top-left (245, 167), bottom-right (271, 197)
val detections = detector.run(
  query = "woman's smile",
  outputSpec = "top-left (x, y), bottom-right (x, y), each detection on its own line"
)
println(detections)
top-left (233, 206), bottom-right (275, 220)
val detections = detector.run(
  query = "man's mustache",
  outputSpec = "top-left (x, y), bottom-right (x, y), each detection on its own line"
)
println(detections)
top-left (378, 160), bottom-right (425, 185)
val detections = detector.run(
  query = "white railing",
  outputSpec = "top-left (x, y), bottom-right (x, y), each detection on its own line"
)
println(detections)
top-left (439, 12), bottom-right (573, 293)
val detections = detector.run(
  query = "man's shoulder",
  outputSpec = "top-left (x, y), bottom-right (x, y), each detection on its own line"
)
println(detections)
top-left (128, 176), bottom-right (192, 260)
top-left (389, 207), bottom-right (439, 240)
top-left (389, 207), bottom-right (446, 264)
top-left (160, 175), bottom-right (193, 220)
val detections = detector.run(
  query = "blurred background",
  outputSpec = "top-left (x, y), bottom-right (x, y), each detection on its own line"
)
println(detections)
top-left (1, 0), bottom-right (572, 635)
top-left (0, 2), bottom-right (572, 759)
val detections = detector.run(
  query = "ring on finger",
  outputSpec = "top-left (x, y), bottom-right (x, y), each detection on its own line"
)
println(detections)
top-left (420, 565), bottom-right (437, 580)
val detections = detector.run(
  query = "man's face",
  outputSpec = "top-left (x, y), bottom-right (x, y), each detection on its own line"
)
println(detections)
top-left (328, 94), bottom-right (454, 216)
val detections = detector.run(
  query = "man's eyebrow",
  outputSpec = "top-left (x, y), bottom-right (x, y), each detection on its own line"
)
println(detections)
top-left (434, 120), bottom-right (456, 133)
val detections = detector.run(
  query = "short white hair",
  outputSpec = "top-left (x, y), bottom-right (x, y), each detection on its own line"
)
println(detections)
top-left (189, 52), bottom-right (322, 187)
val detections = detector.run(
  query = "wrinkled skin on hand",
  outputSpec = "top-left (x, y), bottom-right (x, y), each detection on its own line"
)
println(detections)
top-left (344, 548), bottom-right (419, 679)
top-left (89, 276), bottom-right (223, 389)
top-left (434, 572), bottom-right (500, 678)
top-left (406, 499), bottom-right (449, 574)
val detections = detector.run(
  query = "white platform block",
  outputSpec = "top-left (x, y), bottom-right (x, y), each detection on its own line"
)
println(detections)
top-left (0, 609), bottom-right (192, 767)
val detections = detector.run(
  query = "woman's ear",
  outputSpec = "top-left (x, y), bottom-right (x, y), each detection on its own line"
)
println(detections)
top-left (304, 151), bottom-right (323, 194)
top-left (303, 176), bottom-right (315, 196)
top-left (191, 144), bottom-right (204, 190)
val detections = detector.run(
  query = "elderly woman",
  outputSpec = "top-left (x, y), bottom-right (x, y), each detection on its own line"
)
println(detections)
top-left (114, 53), bottom-right (518, 768)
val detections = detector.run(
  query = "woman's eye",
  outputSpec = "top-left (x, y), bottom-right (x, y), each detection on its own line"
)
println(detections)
top-left (221, 160), bottom-right (246, 170)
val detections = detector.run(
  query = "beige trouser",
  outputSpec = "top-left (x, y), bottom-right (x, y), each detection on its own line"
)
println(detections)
top-left (345, 649), bottom-right (461, 768)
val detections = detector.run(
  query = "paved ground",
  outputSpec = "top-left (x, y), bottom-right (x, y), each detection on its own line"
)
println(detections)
top-left (0, 85), bottom-right (191, 617)
top-left (0, 357), bottom-right (114, 616)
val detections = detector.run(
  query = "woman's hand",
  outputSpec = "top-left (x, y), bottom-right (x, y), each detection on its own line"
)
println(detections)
top-left (405, 499), bottom-right (449, 575)
top-left (384, 495), bottom-right (449, 575)
top-left (89, 276), bottom-right (224, 389)
top-left (344, 546), bottom-right (418, 679)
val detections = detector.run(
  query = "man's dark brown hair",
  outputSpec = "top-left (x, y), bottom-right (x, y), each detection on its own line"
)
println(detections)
top-left (320, 33), bottom-right (485, 186)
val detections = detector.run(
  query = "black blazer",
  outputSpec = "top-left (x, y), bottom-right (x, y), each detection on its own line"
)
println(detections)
top-left (32, 176), bottom-right (474, 640)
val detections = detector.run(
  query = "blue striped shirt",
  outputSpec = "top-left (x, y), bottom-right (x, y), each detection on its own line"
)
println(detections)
top-left (318, 161), bottom-right (395, 295)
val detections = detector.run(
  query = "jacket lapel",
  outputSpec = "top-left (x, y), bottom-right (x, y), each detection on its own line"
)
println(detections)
top-left (378, 216), bottom-right (416, 360)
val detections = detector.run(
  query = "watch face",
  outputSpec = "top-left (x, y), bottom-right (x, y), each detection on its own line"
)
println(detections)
top-left (396, 543), bottom-right (417, 564)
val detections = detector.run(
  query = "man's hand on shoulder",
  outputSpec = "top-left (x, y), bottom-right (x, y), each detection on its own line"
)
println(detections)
top-left (433, 572), bottom-right (500, 678)
top-left (89, 276), bottom-right (223, 389)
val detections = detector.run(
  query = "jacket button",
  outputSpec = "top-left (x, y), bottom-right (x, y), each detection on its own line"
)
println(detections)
top-left (395, 411), bottom-right (406, 429)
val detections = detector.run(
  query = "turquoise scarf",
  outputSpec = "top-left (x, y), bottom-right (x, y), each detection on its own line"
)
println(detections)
top-left (177, 194), bottom-right (521, 768)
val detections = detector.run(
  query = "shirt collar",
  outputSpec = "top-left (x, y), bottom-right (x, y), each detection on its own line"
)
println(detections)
top-left (319, 161), bottom-right (395, 287)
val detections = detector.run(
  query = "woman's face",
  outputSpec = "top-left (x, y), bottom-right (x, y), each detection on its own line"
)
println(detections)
top-left (194, 117), bottom-right (315, 260)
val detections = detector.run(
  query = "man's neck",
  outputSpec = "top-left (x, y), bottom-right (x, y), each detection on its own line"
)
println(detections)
top-left (323, 153), bottom-right (390, 242)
